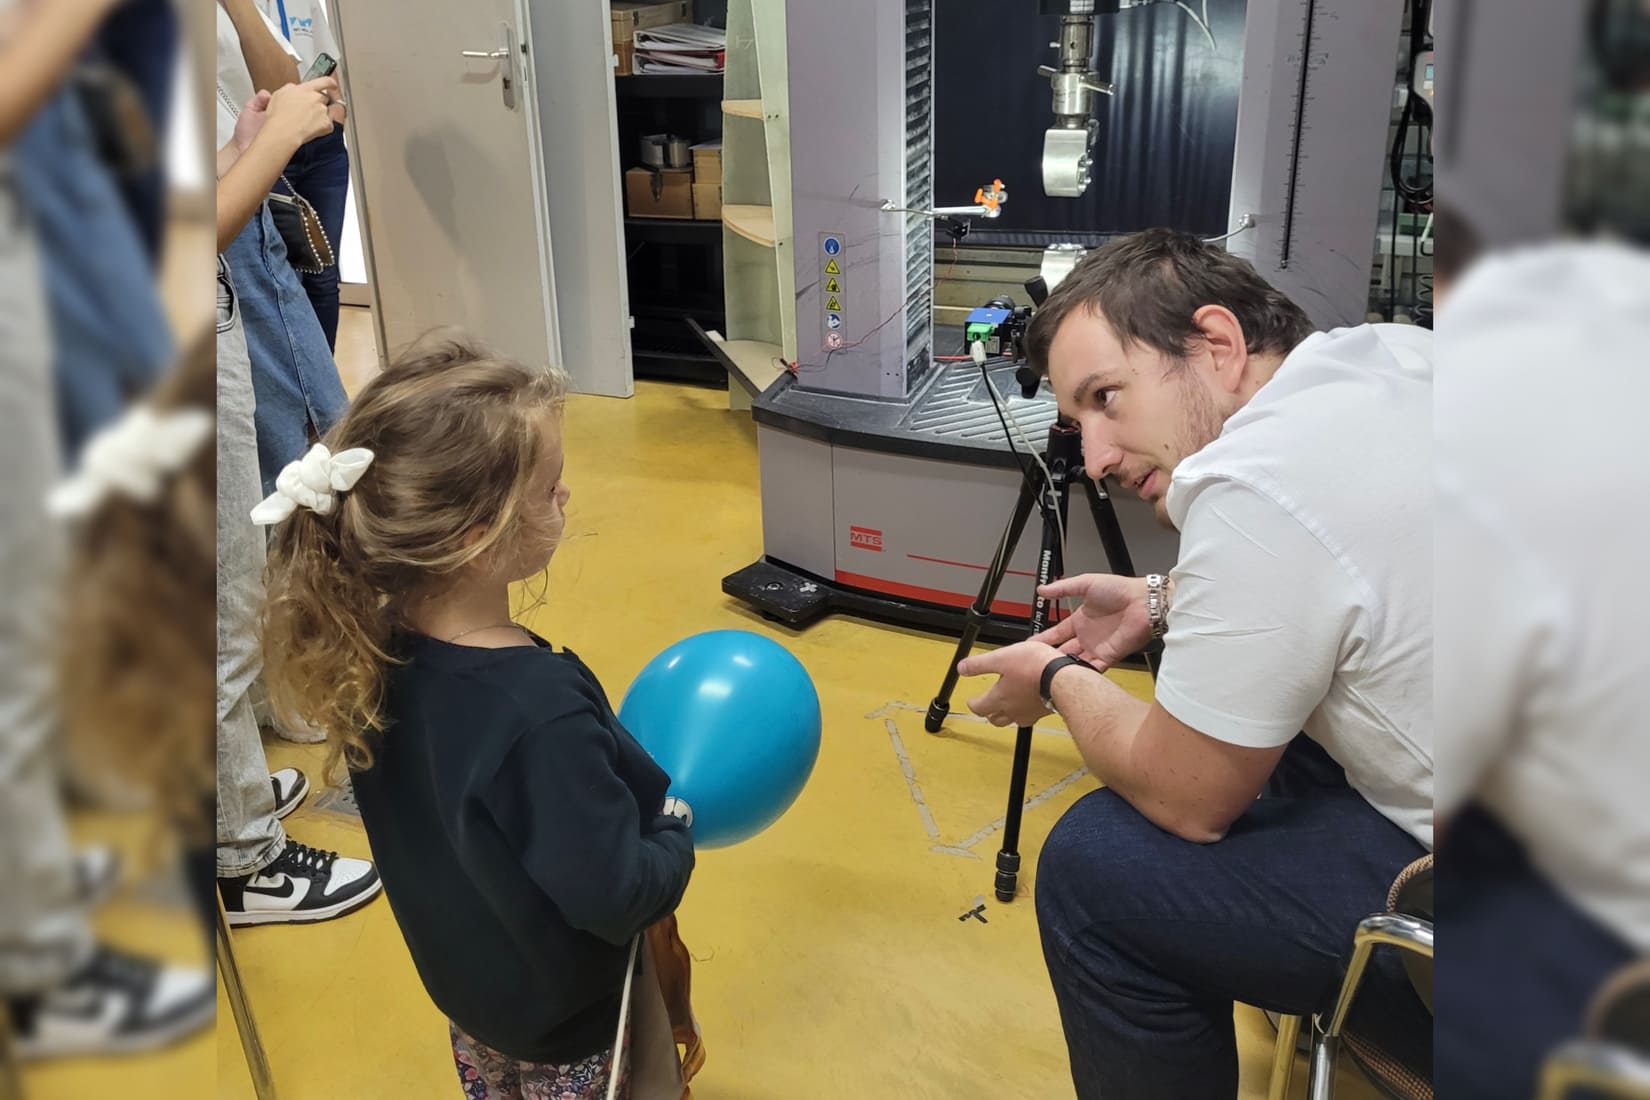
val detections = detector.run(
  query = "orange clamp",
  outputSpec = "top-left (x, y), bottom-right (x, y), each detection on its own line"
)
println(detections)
top-left (974, 178), bottom-right (1006, 214)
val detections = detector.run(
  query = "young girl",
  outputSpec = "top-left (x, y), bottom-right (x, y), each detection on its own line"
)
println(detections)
top-left (257, 333), bottom-right (695, 1099)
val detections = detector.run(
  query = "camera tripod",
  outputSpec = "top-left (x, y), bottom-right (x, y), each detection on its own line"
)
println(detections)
top-left (925, 418), bottom-right (1158, 903)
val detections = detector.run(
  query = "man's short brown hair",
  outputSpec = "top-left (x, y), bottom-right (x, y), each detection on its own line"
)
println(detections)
top-left (1025, 228), bottom-right (1315, 378)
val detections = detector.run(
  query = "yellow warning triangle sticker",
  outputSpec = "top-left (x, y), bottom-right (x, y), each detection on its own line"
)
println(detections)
top-left (826, 277), bottom-right (841, 293)
top-left (826, 296), bottom-right (841, 311)
top-left (824, 258), bottom-right (841, 275)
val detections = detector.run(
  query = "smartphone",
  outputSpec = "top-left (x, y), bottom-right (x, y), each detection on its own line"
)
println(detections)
top-left (303, 52), bottom-right (338, 81)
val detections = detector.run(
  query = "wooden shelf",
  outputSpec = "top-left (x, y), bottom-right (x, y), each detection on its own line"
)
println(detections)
top-left (722, 204), bottom-right (776, 247)
top-left (714, 338), bottom-right (786, 395)
top-left (722, 98), bottom-right (763, 119)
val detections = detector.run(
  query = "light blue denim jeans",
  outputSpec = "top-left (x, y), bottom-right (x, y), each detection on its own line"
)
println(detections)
top-left (13, 88), bottom-right (172, 458)
top-left (222, 202), bottom-right (348, 497)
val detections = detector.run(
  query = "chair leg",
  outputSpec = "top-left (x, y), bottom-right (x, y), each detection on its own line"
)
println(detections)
top-left (1306, 1017), bottom-right (1340, 1100)
top-left (1308, 913), bottom-right (1433, 1099)
top-left (1536, 1039), bottom-right (1650, 1100)
top-left (217, 890), bottom-right (279, 1100)
top-left (1268, 1013), bottom-right (1302, 1100)
top-left (0, 997), bottom-right (23, 1100)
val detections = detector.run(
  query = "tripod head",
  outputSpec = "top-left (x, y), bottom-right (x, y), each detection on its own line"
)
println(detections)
top-left (1011, 272), bottom-right (1062, 396)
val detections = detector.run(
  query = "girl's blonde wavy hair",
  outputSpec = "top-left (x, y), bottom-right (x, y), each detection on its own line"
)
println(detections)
top-left (59, 327), bottom-right (217, 838)
top-left (261, 332), bottom-right (569, 780)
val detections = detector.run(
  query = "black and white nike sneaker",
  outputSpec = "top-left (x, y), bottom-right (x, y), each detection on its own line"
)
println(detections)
top-left (8, 945), bottom-right (214, 1059)
top-left (218, 840), bottom-right (381, 927)
top-left (271, 767), bottom-right (310, 820)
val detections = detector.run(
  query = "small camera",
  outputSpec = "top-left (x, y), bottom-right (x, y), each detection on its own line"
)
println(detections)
top-left (962, 280), bottom-right (1053, 399)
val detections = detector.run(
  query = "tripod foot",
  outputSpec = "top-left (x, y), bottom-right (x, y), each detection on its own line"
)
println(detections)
top-left (924, 699), bottom-right (948, 733)
top-left (994, 850), bottom-right (1021, 904)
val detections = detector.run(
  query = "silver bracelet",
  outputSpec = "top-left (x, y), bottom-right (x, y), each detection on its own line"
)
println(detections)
top-left (1146, 573), bottom-right (1169, 639)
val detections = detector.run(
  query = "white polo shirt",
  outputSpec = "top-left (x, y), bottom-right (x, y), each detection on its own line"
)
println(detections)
top-left (216, 2), bottom-right (301, 147)
top-left (1436, 242), bottom-right (1650, 953)
top-left (1156, 323), bottom-right (1435, 848)
top-left (257, 0), bottom-right (341, 73)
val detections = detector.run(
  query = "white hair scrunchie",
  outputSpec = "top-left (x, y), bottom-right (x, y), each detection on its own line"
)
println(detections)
top-left (47, 405), bottom-right (214, 518)
top-left (249, 443), bottom-right (375, 526)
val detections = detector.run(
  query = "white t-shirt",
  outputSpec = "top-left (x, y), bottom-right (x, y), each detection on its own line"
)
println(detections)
top-left (256, 0), bottom-right (340, 72)
top-left (1436, 242), bottom-right (1650, 953)
top-left (1156, 324), bottom-right (1434, 848)
top-left (216, 2), bottom-right (301, 148)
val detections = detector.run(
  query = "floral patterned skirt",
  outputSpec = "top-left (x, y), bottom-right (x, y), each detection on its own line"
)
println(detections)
top-left (450, 1021), bottom-right (630, 1100)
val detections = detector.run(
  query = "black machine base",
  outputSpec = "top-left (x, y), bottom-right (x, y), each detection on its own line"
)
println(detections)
top-left (723, 557), bottom-right (1152, 655)
top-left (722, 557), bottom-right (1155, 664)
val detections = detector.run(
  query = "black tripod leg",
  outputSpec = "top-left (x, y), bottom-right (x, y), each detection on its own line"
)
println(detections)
top-left (1082, 476), bottom-right (1138, 577)
top-left (1082, 477), bottom-right (1160, 678)
top-left (925, 470), bottom-right (1042, 733)
top-left (996, 476), bottom-right (1071, 902)
top-left (995, 726), bottom-right (1035, 902)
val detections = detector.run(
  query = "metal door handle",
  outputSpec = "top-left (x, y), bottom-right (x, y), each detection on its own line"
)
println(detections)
top-left (459, 23), bottom-right (518, 109)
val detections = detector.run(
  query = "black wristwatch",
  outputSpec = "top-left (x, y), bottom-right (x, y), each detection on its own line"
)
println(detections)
top-left (1040, 654), bottom-right (1097, 713)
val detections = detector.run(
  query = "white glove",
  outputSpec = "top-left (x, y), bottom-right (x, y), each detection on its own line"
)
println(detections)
top-left (661, 797), bottom-right (693, 828)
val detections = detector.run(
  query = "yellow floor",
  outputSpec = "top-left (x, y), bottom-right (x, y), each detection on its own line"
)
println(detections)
top-left (209, 308), bottom-right (1375, 1099)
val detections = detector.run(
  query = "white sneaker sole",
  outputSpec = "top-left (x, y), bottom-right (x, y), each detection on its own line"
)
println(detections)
top-left (225, 876), bottom-right (383, 927)
top-left (16, 996), bottom-right (216, 1061)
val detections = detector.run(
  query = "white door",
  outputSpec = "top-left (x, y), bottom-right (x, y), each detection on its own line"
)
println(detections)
top-left (330, 0), bottom-right (633, 396)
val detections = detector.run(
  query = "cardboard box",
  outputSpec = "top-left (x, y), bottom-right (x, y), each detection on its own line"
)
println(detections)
top-left (615, 40), bottom-right (635, 76)
top-left (626, 167), bottom-right (694, 219)
top-left (690, 141), bottom-right (721, 185)
top-left (692, 182), bottom-right (722, 221)
top-left (610, 1), bottom-right (692, 45)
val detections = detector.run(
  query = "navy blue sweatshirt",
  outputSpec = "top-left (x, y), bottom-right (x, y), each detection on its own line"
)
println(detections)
top-left (350, 633), bottom-right (694, 1063)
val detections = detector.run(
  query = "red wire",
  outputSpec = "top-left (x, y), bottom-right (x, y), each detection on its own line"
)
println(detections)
top-left (934, 239), bottom-right (960, 290)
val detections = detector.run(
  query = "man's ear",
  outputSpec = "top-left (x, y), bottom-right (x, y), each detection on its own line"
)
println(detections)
top-left (1191, 304), bottom-right (1248, 395)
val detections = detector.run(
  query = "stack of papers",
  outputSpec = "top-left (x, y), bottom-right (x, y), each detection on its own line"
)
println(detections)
top-left (634, 23), bottom-right (726, 74)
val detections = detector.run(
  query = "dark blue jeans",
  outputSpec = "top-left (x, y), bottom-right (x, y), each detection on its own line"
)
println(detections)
top-left (1435, 805), bottom-right (1636, 1100)
top-left (281, 123), bottom-right (350, 350)
top-left (91, 0), bottom-right (176, 266)
top-left (1036, 735), bottom-right (1430, 1099)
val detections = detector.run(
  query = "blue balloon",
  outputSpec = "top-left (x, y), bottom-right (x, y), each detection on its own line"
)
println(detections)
top-left (620, 631), bottom-right (821, 848)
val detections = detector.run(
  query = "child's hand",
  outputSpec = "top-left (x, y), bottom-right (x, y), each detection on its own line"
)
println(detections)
top-left (661, 797), bottom-right (693, 829)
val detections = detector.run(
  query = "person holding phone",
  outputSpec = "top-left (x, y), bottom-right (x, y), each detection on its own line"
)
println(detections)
top-left (217, 0), bottom-right (348, 500)
top-left (215, 0), bottom-right (385, 925)
top-left (256, 0), bottom-right (350, 350)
